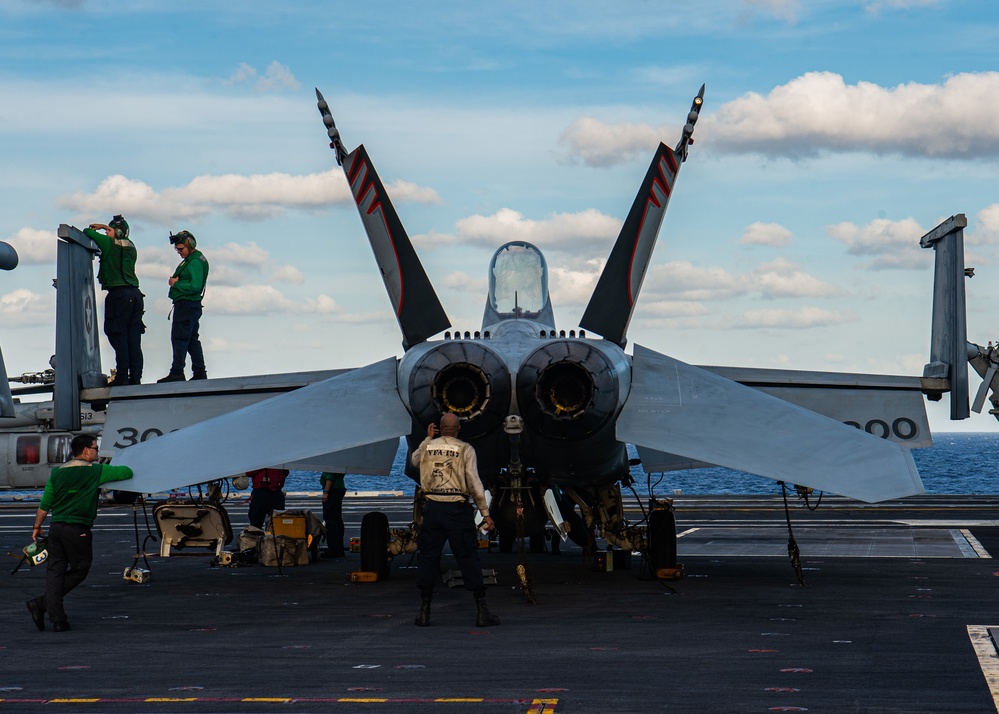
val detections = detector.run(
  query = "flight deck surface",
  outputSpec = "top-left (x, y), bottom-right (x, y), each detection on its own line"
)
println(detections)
top-left (2, 493), bottom-right (999, 713)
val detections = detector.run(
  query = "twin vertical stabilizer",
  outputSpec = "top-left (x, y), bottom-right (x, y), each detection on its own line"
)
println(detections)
top-left (580, 86), bottom-right (704, 347)
top-left (316, 89), bottom-right (450, 350)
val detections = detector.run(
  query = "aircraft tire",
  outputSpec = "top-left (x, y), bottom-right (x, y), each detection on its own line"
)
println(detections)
top-left (111, 490), bottom-right (138, 505)
top-left (360, 511), bottom-right (390, 580)
top-left (498, 530), bottom-right (514, 553)
top-left (647, 509), bottom-right (677, 571)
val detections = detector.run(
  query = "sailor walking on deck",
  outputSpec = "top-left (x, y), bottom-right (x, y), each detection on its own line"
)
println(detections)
top-left (84, 214), bottom-right (144, 386)
top-left (26, 435), bottom-right (133, 632)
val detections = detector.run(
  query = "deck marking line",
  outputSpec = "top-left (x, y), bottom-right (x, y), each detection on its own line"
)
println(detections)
top-left (527, 699), bottom-right (559, 714)
top-left (967, 625), bottom-right (999, 712)
top-left (676, 527), bottom-right (699, 538)
top-left (961, 529), bottom-right (992, 558)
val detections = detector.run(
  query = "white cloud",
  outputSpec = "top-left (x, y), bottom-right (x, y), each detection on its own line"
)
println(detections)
top-left (737, 306), bottom-right (858, 329)
top-left (558, 71), bottom-right (999, 166)
top-left (644, 261), bottom-right (747, 301)
top-left (750, 257), bottom-right (846, 299)
top-left (639, 300), bottom-right (711, 318)
top-left (707, 71), bottom-right (999, 159)
top-left (548, 265), bottom-right (601, 307)
top-left (442, 208), bottom-right (620, 255)
top-left (204, 285), bottom-right (339, 316)
top-left (0, 289), bottom-right (53, 326)
top-left (739, 221), bottom-right (793, 247)
top-left (271, 265), bottom-right (305, 284)
top-left (225, 61), bottom-right (301, 93)
top-left (556, 117), bottom-right (670, 168)
top-left (826, 217), bottom-right (932, 270)
top-left (213, 241), bottom-right (271, 268)
top-left (5, 227), bottom-right (58, 266)
top-left (643, 257), bottom-right (843, 301)
top-left (55, 170), bottom-right (440, 225)
top-left (974, 204), bottom-right (999, 244)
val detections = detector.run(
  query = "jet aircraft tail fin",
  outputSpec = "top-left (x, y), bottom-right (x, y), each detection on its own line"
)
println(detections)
top-left (54, 225), bottom-right (105, 430)
top-left (316, 89), bottom-right (450, 349)
top-left (580, 85), bottom-right (704, 347)
top-left (919, 214), bottom-right (970, 420)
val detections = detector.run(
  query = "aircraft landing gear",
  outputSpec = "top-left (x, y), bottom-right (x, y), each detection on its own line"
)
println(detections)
top-left (360, 511), bottom-right (390, 580)
top-left (646, 507), bottom-right (678, 572)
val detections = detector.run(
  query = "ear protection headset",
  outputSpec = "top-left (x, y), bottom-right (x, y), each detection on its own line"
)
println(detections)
top-left (168, 230), bottom-right (197, 250)
top-left (109, 214), bottom-right (129, 240)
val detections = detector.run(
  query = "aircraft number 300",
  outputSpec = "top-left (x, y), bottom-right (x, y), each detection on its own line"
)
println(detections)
top-left (843, 417), bottom-right (918, 440)
top-left (112, 427), bottom-right (166, 448)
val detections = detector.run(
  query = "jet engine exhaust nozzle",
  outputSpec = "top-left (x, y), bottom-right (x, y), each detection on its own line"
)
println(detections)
top-left (407, 341), bottom-right (511, 440)
top-left (517, 341), bottom-right (622, 440)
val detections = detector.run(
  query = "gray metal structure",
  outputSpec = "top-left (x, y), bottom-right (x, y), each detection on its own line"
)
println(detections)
top-left (54, 224), bottom-right (104, 431)
top-left (0, 240), bottom-right (18, 418)
top-left (920, 214), bottom-right (970, 420)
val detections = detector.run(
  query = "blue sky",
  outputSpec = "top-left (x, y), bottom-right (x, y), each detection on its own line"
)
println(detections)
top-left (1, 0), bottom-right (998, 433)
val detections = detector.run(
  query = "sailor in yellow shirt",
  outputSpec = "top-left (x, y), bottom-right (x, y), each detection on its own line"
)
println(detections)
top-left (411, 412), bottom-right (500, 628)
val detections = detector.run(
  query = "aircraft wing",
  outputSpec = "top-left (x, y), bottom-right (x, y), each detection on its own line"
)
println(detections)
top-left (112, 358), bottom-right (411, 494)
top-left (618, 345), bottom-right (924, 502)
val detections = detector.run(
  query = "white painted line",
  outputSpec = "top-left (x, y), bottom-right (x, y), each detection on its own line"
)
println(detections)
top-left (961, 529), bottom-right (992, 559)
top-left (676, 527), bottom-right (700, 539)
top-left (967, 625), bottom-right (999, 712)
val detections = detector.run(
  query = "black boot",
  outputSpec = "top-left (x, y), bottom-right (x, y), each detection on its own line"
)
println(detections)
top-left (157, 372), bottom-right (185, 383)
top-left (475, 597), bottom-right (500, 627)
top-left (415, 597), bottom-right (432, 627)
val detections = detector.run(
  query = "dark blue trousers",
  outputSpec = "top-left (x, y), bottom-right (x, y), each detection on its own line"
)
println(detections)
top-left (41, 522), bottom-right (93, 625)
top-left (417, 500), bottom-right (486, 599)
top-left (169, 300), bottom-right (205, 376)
top-left (105, 286), bottom-right (144, 384)
top-left (322, 489), bottom-right (346, 556)
top-left (248, 488), bottom-right (286, 528)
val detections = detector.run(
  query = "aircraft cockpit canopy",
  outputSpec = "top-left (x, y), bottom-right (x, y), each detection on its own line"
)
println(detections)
top-left (485, 242), bottom-right (552, 325)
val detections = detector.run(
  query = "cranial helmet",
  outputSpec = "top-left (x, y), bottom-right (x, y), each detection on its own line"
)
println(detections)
top-left (169, 230), bottom-right (197, 249)
top-left (109, 214), bottom-right (129, 240)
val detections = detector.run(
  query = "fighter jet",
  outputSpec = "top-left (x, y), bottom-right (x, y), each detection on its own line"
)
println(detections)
top-left (104, 86), bottom-right (966, 570)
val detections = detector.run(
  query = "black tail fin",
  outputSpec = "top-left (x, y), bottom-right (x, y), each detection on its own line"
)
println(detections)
top-left (580, 85), bottom-right (704, 347)
top-left (54, 225), bottom-right (105, 430)
top-left (316, 89), bottom-right (450, 350)
top-left (920, 214), bottom-right (970, 420)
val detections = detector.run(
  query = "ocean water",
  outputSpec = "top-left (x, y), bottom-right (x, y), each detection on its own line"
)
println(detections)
top-left (282, 432), bottom-right (999, 498)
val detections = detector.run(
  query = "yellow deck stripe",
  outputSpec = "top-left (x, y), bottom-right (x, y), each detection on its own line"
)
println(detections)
top-left (968, 625), bottom-right (999, 712)
top-left (961, 529), bottom-right (992, 558)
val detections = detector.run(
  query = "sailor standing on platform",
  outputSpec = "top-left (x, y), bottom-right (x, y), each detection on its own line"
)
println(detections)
top-left (84, 215), bottom-right (144, 386)
top-left (158, 230), bottom-right (209, 383)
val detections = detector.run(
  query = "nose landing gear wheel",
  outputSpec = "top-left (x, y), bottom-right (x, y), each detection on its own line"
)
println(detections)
top-left (360, 511), bottom-right (390, 580)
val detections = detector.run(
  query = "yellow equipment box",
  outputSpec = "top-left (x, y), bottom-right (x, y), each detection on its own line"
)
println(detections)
top-left (272, 514), bottom-right (307, 540)
top-left (350, 571), bottom-right (379, 583)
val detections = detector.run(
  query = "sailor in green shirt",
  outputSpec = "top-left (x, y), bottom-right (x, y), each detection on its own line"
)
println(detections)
top-left (158, 230), bottom-right (210, 382)
top-left (26, 435), bottom-right (133, 632)
top-left (321, 472), bottom-right (347, 557)
top-left (84, 214), bottom-right (144, 386)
